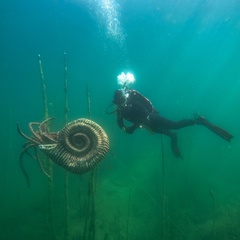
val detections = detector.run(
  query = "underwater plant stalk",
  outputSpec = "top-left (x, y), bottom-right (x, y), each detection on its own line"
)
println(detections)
top-left (161, 136), bottom-right (186, 239)
top-left (86, 83), bottom-right (91, 119)
top-left (38, 54), bottom-right (54, 240)
top-left (64, 171), bottom-right (69, 240)
top-left (126, 186), bottom-right (132, 240)
top-left (87, 92), bottom-right (97, 240)
top-left (89, 170), bottom-right (97, 240)
top-left (63, 51), bottom-right (70, 240)
top-left (210, 188), bottom-right (216, 238)
top-left (161, 135), bottom-right (168, 240)
top-left (64, 51), bottom-right (69, 122)
top-left (38, 54), bottom-right (49, 119)
top-left (83, 169), bottom-right (97, 240)
top-left (82, 85), bottom-right (97, 240)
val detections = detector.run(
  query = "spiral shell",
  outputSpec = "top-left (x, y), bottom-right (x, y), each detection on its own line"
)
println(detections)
top-left (39, 118), bottom-right (109, 173)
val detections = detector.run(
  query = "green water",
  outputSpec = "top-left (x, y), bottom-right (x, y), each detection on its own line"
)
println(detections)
top-left (0, 0), bottom-right (240, 239)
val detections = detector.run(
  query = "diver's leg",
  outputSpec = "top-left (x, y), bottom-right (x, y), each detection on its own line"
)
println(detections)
top-left (150, 114), bottom-right (196, 130)
top-left (149, 113), bottom-right (233, 142)
top-left (194, 114), bottom-right (233, 142)
top-left (156, 129), bottom-right (183, 158)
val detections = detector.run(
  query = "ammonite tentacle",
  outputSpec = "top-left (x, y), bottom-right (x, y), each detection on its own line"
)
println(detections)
top-left (19, 144), bottom-right (33, 187)
top-left (17, 123), bottom-right (40, 145)
top-left (29, 122), bottom-right (42, 142)
top-left (39, 118), bottom-right (109, 173)
top-left (38, 118), bottom-right (55, 135)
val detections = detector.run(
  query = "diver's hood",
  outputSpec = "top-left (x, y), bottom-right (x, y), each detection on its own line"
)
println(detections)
top-left (113, 89), bottom-right (127, 105)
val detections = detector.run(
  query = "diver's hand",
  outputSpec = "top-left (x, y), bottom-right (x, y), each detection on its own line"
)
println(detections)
top-left (122, 125), bottom-right (138, 134)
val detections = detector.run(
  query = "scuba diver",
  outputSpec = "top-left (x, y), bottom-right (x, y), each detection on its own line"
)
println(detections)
top-left (108, 87), bottom-right (233, 158)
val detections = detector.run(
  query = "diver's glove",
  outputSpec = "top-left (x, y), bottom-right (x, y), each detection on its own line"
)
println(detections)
top-left (122, 124), bottom-right (139, 134)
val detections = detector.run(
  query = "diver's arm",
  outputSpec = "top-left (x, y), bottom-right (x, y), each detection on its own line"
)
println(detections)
top-left (117, 109), bottom-right (125, 129)
top-left (123, 124), bottom-right (139, 134)
top-left (117, 109), bottom-right (139, 134)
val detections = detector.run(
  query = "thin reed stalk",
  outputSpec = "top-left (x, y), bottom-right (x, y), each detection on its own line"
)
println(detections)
top-left (82, 85), bottom-right (97, 240)
top-left (210, 188), bottom-right (216, 238)
top-left (161, 135), bottom-right (168, 240)
top-left (86, 83), bottom-right (91, 119)
top-left (63, 51), bottom-right (70, 240)
top-left (38, 54), bottom-right (49, 119)
top-left (83, 170), bottom-right (97, 240)
top-left (161, 136), bottom-right (186, 239)
top-left (126, 186), bottom-right (132, 240)
top-left (38, 54), bottom-right (54, 240)
top-left (64, 51), bottom-right (69, 122)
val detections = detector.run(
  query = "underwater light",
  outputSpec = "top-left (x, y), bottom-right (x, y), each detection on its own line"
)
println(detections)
top-left (117, 72), bottom-right (135, 88)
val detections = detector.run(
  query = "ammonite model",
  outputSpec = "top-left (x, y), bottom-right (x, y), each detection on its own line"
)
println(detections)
top-left (17, 118), bottom-right (109, 186)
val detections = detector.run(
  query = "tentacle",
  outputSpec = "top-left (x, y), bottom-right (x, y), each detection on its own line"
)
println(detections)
top-left (39, 118), bottom-right (55, 134)
top-left (34, 148), bottom-right (51, 178)
top-left (41, 132), bottom-right (58, 143)
top-left (17, 123), bottom-right (40, 145)
top-left (39, 118), bottom-right (58, 143)
top-left (25, 146), bottom-right (38, 160)
top-left (19, 146), bottom-right (31, 187)
top-left (29, 122), bottom-right (43, 143)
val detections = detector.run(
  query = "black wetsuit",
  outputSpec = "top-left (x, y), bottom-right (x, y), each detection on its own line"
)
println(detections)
top-left (115, 89), bottom-right (233, 158)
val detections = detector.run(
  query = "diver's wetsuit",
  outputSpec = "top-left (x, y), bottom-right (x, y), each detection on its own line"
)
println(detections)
top-left (114, 89), bottom-right (233, 158)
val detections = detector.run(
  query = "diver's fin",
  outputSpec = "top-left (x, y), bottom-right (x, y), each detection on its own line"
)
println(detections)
top-left (171, 132), bottom-right (183, 158)
top-left (194, 114), bottom-right (233, 142)
top-left (204, 123), bottom-right (233, 142)
top-left (159, 130), bottom-right (183, 158)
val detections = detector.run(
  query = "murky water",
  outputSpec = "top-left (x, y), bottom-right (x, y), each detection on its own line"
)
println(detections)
top-left (1, 0), bottom-right (240, 239)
